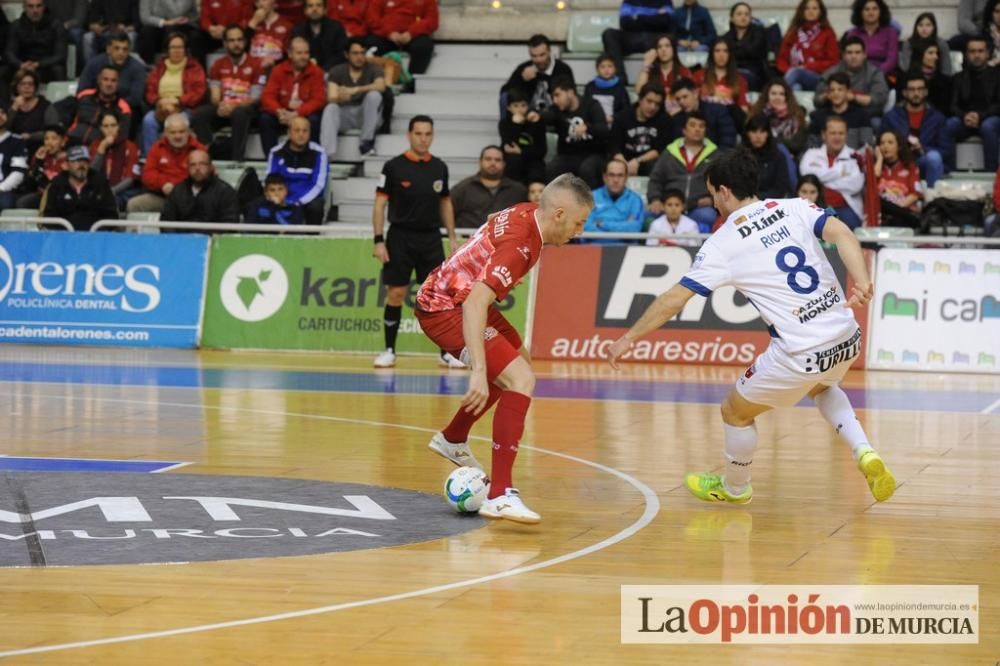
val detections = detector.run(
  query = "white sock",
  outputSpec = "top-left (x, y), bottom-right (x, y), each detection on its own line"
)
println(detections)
top-left (814, 385), bottom-right (870, 458)
top-left (723, 423), bottom-right (757, 493)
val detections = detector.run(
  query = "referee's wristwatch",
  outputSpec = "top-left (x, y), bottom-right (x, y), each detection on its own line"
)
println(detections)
top-left (374, 234), bottom-right (385, 244)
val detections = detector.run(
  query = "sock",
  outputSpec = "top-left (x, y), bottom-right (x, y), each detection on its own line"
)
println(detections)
top-left (722, 423), bottom-right (757, 494)
top-left (814, 385), bottom-right (870, 458)
top-left (488, 391), bottom-right (531, 499)
top-left (383, 304), bottom-right (401, 351)
top-left (442, 385), bottom-right (502, 443)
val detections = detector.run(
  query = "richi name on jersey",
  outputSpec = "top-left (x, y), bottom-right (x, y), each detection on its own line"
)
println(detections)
top-left (736, 201), bottom-right (790, 248)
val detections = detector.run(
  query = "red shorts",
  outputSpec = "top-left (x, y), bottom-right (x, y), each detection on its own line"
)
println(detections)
top-left (416, 306), bottom-right (523, 382)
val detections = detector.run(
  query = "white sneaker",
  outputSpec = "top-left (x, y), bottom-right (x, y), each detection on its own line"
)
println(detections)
top-left (478, 488), bottom-right (541, 524)
top-left (373, 349), bottom-right (396, 368)
top-left (439, 351), bottom-right (467, 369)
top-left (428, 432), bottom-right (482, 469)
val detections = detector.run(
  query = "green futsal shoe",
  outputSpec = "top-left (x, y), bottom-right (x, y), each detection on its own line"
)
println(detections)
top-left (857, 449), bottom-right (896, 502)
top-left (685, 472), bottom-right (753, 504)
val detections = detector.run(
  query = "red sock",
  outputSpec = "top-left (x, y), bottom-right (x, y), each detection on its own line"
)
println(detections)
top-left (488, 391), bottom-right (531, 499)
top-left (442, 385), bottom-right (502, 443)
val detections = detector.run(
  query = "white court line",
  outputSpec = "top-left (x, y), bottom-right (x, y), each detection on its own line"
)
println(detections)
top-left (981, 397), bottom-right (1000, 414)
top-left (0, 393), bottom-right (661, 659)
top-left (149, 462), bottom-right (193, 473)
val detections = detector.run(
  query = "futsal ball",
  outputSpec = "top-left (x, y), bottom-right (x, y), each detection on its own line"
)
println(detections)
top-left (444, 466), bottom-right (489, 513)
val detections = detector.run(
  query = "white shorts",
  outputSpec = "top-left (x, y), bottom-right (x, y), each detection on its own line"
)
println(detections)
top-left (735, 328), bottom-right (862, 409)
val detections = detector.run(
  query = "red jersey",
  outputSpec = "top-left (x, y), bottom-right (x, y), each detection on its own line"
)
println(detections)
top-left (209, 53), bottom-right (266, 106)
top-left (417, 202), bottom-right (542, 313)
top-left (250, 14), bottom-right (294, 63)
top-left (878, 160), bottom-right (922, 211)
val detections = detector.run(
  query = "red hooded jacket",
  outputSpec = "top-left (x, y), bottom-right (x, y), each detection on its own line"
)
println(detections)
top-left (145, 57), bottom-right (208, 110)
top-left (365, 0), bottom-right (438, 38)
top-left (776, 22), bottom-right (839, 75)
top-left (261, 60), bottom-right (327, 117)
top-left (141, 135), bottom-right (206, 194)
top-left (328, 0), bottom-right (368, 36)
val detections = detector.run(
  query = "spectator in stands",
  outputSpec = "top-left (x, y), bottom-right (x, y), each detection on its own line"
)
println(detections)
top-left (584, 53), bottom-right (631, 127)
top-left (987, 167), bottom-right (1000, 236)
top-left (249, 0), bottom-right (294, 69)
top-left (883, 72), bottom-right (950, 186)
top-left (138, 0), bottom-right (198, 65)
top-left (50, 0), bottom-right (86, 72)
top-left (451, 145), bottom-right (527, 229)
top-left (16, 123), bottom-right (64, 209)
top-left (128, 113), bottom-right (205, 214)
top-left (953, 0), bottom-right (989, 53)
top-left (191, 24), bottom-right (265, 161)
top-left (611, 82), bottom-right (672, 176)
top-left (796, 174), bottom-right (826, 204)
top-left (162, 149), bottom-right (241, 224)
top-left (2, 0), bottom-right (68, 88)
top-left (141, 32), bottom-right (208, 155)
top-left (7, 70), bottom-right (58, 154)
top-left (294, 0), bottom-right (348, 72)
top-left (749, 78), bottom-right (808, 156)
top-left (899, 13), bottom-right (952, 76)
top-left (948, 37), bottom-right (1000, 172)
top-left (874, 128), bottom-right (922, 227)
top-left (647, 112), bottom-right (718, 231)
top-left (364, 0), bottom-right (438, 75)
top-left (194, 0), bottom-right (254, 62)
top-left (83, 1), bottom-right (140, 64)
top-left (722, 2), bottom-right (768, 92)
top-left (583, 158), bottom-right (644, 242)
top-left (985, 0), bottom-right (1000, 66)
top-left (809, 71), bottom-right (872, 149)
top-left (744, 114), bottom-right (792, 199)
top-left (40, 145), bottom-right (118, 230)
top-left (527, 180), bottom-right (544, 204)
top-left (277, 0), bottom-right (306, 22)
top-left (0, 106), bottom-right (28, 209)
top-left (267, 115), bottom-right (328, 224)
top-left (844, 0), bottom-right (898, 76)
top-left (601, 1), bottom-right (673, 86)
top-left (79, 33), bottom-right (147, 121)
top-left (499, 88), bottom-right (546, 185)
top-left (646, 188), bottom-right (700, 245)
top-left (91, 111), bottom-right (142, 210)
top-left (261, 36), bottom-right (326, 154)
top-left (777, 0), bottom-right (838, 91)
top-left (669, 77), bottom-right (737, 148)
top-left (813, 36), bottom-right (889, 125)
top-left (319, 36), bottom-right (385, 159)
top-left (246, 172), bottom-right (305, 225)
top-left (69, 67), bottom-right (134, 147)
top-left (692, 38), bottom-right (749, 129)
top-left (328, 0), bottom-right (368, 37)
top-left (799, 115), bottom-right (864, 228)
top-left (535, 78), bottom-right (609, 189)
top-left (899, 40), bottom-right (953, 115)
top-left (635, 34), bottom-right (690, 107)
top-left (502, 34), bottom-right (575, 115)
top-left (672, 0), bottom-right (716, 52)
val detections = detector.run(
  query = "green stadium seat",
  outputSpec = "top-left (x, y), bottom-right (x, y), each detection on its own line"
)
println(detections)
top-left (43, 81), bottom-right (78, 102)
top-left (566, 13), bottom-right (618, 53)
top-left (626, 176), bottom-right (648, 197)
top-left (0, 208), bottom-right (38, 218)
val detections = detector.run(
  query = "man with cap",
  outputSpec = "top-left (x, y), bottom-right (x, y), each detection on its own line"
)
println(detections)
top-left (40, 144), bottom-right (118, 231)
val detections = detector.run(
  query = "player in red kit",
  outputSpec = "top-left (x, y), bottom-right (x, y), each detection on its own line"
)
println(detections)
top-left (415, 174), bottom-right (594, 524)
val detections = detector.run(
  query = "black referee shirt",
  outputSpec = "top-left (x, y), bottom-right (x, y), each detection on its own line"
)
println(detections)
top-left (376, 151), bottom-right (450, 232)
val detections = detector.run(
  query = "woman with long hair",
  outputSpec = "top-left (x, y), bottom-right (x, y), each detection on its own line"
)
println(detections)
top-left (874, 128), bottom-right (922, 227)
top-left (776, 0), bottom-right (839, 91)
top-left (7, 70), bottom-right (60, 154)
top-left (141, 31), bottom-right (207, 154)
top-left (722, 2), bottom-right (768, 91)
top-left (749, 78), bottom-right (808, 156)
top-left (635, 34), bottom-right (691, 111)
top-left (844, 0), bottom-right (899, 75)
top-left (898, 39), bottom-right (953, 113)
top-left (985, 0), bottom-right (1000, 66)
top-left (693, 38), bottom-right (749, 128)
top-left (744, 114), bottom-right (793, 198)
top-left (796, 174), bottom-right (829, 208)
top-left (898, 12), bottom-right (952, 75)
top-left (92, 111), bottom-right (142, 211)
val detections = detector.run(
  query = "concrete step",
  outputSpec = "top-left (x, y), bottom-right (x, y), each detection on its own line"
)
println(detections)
top-left (375, 131), bottom-right (496, 159)
top-left (337, 200), bottom-right (374, 220)
top-left (331, 177), bottom-right (381, 203)
top-left (431, 43), bottom-right (527, 61)
top-left (363, 154), bottom-right (480, 180)
top-left (415, 75), bottom-right (507, 95)
top-left (394, 92), bottom-right (498, 118)
top-left (395, 113), bottom-right (498, 134)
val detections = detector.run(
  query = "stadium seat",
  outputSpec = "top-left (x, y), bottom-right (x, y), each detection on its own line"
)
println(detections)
top-left (43, 81), bottom-right (78, 102)
top-left (626, 176), bottom-right (648, 197)
top-left (126, 211), bottom-right (161, 234)
top-left (678, 51), bottom-right (708, 69)
top-left (794, 90), bottom-right (814, 113)
top-left (566, 13), bottom-right (618, 53)
top-left (0, 208), bottom-right (38, 218)
top-left (955, 141), bottom-right (985, 171)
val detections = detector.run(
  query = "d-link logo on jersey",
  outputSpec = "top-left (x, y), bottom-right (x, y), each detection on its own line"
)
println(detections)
top-left (0, 243), bottom-right (161, 312)
top-left (220, 254), bottom-right (289, 322)
top-left (738, 208), bottom-right (787, 239)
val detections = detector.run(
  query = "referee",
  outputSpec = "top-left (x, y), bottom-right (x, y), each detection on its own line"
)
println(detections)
top-left (372, 114), bottom-right (462, 368)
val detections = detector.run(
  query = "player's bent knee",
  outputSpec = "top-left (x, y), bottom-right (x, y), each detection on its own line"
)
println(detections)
top-left (720, 392), bottom-right (758, 427)
top-left (385, 286), bottom-right (407, 306)
top-left (496, 356), bottom-right (535, 396)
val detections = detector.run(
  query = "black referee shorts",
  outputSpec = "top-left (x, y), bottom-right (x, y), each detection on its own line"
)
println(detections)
top-left (382, 227), bottom-right (445, 287)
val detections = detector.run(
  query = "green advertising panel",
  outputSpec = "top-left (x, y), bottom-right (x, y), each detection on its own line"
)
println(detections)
top-left (202, 236), bottom-right (531, 352)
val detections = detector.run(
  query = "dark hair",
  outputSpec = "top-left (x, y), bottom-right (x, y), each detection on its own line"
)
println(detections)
top-left (850, 0), bottom-right (890, 29)
top-left (729, 2), bottom-right (752, 18)
top-left (704, 148), bottom-right (759, 199)
top-left (662, 188), bottom-right (686, 203)
top-left (528, 34), bottom-right (551, 49)
top-left (840, 35), bottom-right (866, 53)
top-left (264, 173), bottom-right (287, 187)
top-left (787, 0), bottom-right (831, 36)
top-left (967, 35), bottom-right (989, 52)
top-left (877, 128), bottom-right (915, 165)
top-left (408, 115), bottom-right (434, 131)
top-left (595, 52), bottom-right (616, 69)
top-left (743, 113), bottom-right (775, 151)
top-left (984, 0), bottom-right (1000, 32)
top-left (551, 77), bottom-right (577, 94)
top-left (43, 123), bottom-right (65, 135)
top-left (908, 39), bottom-right (941, 74)
top-left (98, 65), bottom-right (119, 79)
top-left (900, 69), bottom-right (929, 88)
top-left (479, 144), bottom-right (504, 160)
top-left (346, 36), bottom-right (367, 51)
top-left (683, 110), bottom-right (708, 127)
top-left (749, 78), bottom-right (805, 123)
top-left (107, 31), bottom-right (131, 45)
top-left (12, 69), bottom-right (40, 91)
top-left (506, 88), bottom-right (529, 105)
top-left (909, 12), bottom-right (938, 42)
top-left (823, 114), bottom-right (848, 131)
top-left (653, 34), bottom-right (680, 68)
top-left (164, 31), bottom-right (188, 50)
top-left (223, 23), bottom-right (245, 41)
top-left (826, 71), bottom-right (851, 88)
top-left (638, 82), bottom-right (666, 100)
top-left (797, 174), bottom-right (828, 207)
top-left (703, 38), bottom-right (741, 96)
top-left (670, 76), bottom-right (698, 95)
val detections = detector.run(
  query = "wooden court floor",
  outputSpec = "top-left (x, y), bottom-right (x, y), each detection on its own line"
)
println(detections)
top-left (0, 346), bottom-right (996, 664)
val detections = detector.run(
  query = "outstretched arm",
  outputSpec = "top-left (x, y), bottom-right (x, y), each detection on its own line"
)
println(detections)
top-left (605, 283), bottom-right (697, 369)
top-left (822, 216), bottom-right (873, 308)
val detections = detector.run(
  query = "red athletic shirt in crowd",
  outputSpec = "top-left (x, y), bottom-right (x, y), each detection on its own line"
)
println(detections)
top-left (417, 202), bottom-right (542, 313)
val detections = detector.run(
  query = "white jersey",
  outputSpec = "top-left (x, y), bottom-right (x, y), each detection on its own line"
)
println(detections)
top-left (681, 197), bottom-right (858, 354)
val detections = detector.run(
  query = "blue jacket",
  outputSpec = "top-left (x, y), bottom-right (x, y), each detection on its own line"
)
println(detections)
top-left (671, 3), bottom-right (716, 45)
top-left (882, 105), bottom-right (953, 171)
top-left (584, 186), bottom-right (645, 242)
top-left (266, 140), bottom-right (329, 206)
top-left (620, 1), bottom-right (673, 33)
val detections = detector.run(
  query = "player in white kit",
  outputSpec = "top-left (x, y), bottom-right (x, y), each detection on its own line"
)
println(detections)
top-left (606, 149), bottom-right (895, 504)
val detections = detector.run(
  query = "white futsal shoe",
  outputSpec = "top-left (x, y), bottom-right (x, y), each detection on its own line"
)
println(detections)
top-left (373, 349), bottom-right (396, 368)
top-left (478, 488), bottom-right (541, 524)
top-left (439, 351), bottom-right (467, 369)
top-left (428, 432), bottom-right (483, 469)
